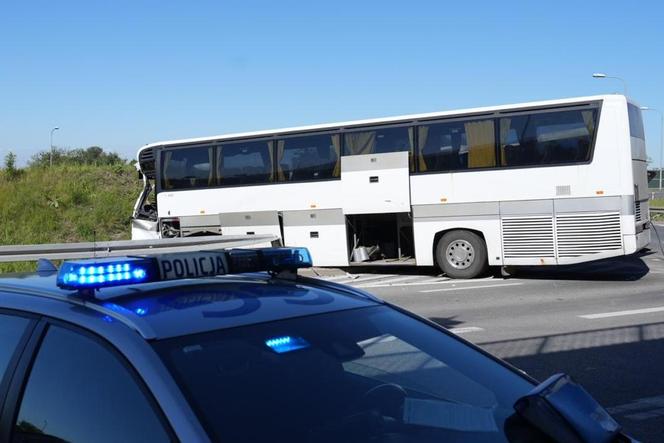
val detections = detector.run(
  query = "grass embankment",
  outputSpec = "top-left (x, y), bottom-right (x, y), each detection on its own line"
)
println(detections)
top-left (0, 164), bottom-right (141, 272)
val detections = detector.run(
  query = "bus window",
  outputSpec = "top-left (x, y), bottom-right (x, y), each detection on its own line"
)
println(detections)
top-left (218, 141), bottom-right (274, 186)
top-left (500, 108), bottom-right (597, 167)
top-left (344, 126), bottom-right (413, 170)
top-left (277, 134), bottom-right (341, 181)
top-left (627, 103), bottom-right (645, 140)
top-left (161, 146), bottom-right (214, 190)
top-left (417, 119), bottom-right (495, 172)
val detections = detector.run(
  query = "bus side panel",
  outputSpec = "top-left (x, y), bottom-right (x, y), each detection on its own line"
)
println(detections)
top-left (219, 211), bottom-right (282, 238)
top-left (341, 151), bottom-right (410, 214)
top-left (282, 209), bottom-right (349, 267)
top-left (157, 180), bottom-right (344, 218)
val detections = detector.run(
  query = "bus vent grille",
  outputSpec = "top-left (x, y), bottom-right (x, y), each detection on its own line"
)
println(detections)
top-left (501, 217), bottom-right (555, 258)
top-left (556, 212), bottom-right (622, 258)
top-left (635, 201), bottom-right (646, 223)
top-left (138, 148), bottom-right (156, 179)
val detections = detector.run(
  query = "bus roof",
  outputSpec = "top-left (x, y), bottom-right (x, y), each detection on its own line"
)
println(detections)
top-left (136, 94), bottom-right (627, 159)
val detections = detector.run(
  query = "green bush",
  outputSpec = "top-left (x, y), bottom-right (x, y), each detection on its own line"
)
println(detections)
top-left (0, 161), bottom-right (141, 273)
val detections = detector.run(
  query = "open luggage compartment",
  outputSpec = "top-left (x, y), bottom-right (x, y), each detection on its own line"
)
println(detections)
top-left (347, 213), bottom-right (414, 264)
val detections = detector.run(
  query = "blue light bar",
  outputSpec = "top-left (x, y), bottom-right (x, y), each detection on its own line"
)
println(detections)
top-left (265, 335), bottom-right (310, 354)
top-left (57, 257), bottom-right (157, 290)
top-left (226, 247), bottom-right (312, 274)
top-left (56, 247), bottom-right (313, 292)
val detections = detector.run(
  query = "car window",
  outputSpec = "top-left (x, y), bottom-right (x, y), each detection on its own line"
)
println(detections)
top-left (154, 305), bottom-right (532, 443)
top-left (12, 325), bottom-right (171, 443)
top-left (0, 313), bottom-right (31, 382)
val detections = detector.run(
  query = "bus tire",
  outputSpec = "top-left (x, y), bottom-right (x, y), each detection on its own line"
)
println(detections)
top-left (436, 230), bottom-right (488, 279)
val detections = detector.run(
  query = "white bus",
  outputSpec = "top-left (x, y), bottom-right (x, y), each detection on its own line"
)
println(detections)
top-left (132, 94), bottom-right (651, 278)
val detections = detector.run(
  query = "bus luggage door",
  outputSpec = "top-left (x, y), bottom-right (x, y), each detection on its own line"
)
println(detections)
top-left (341, 151), bottom-right (410, 214)
top-left (282, 209), bottom-right (348, 266)
top-left (219, 211), bottom-right (282, 238)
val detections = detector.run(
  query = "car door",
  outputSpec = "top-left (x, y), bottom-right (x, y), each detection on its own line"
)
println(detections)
top-left (0, 319), bottom-right (176, 443)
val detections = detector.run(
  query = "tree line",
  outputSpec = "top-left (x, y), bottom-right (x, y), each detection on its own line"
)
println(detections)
top-left (3, 147), bottom-right (130, 180)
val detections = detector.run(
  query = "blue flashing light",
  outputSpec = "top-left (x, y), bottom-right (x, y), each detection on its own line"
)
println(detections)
top-left (134, 307), bottom-right (148, 316)
top-left (56, 247), bottom-right (312, 292)
top-left (57, 257), bottom-right (156, 290)
top-left (226, 247), bottom-right (312, 274)
top-left (265, 335), bottom-right (310, 354)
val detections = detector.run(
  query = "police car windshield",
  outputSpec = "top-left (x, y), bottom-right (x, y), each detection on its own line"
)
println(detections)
top-left (153, 306), bottom-right (533, 443)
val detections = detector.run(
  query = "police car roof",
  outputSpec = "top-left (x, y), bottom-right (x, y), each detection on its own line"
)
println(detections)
top-left (0, 271), bottom-right (379, 340)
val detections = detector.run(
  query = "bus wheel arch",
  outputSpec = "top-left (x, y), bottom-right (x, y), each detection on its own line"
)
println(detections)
top-left (433, 228), bottom-right (489, 279)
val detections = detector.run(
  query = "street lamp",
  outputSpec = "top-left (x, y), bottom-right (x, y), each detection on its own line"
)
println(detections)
top-left (50, 127), bottom-right (60, 167)
top-left (641, 107), bottom-right (664, 190)
top-left (592, 72), bottom-right (628, 96)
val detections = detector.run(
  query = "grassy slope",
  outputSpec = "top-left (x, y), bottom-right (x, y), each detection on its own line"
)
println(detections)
top-left (0, 164), bottom-right (141, 272)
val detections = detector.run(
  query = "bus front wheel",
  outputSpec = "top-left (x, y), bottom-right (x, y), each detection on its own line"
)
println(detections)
top-left (436, 230), bottom-right (488, 279)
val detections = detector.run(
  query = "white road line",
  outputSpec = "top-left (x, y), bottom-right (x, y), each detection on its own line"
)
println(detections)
top-left (353, 276), bottom-right (500, 289)
top-left (579, 306), bottom-right (664, 319)
top-left (420, 282), bottom-right (523, 293)
top-left (607, 395), bottom-right (664, 421)
top-left (448, 326), bottom-right (484, 334)
top-left (355, 275), bottom-right (423, 288)
top-left (347, 274), bottom-right (400, 284)
top-left (322, 274), bottom-right (355, 281)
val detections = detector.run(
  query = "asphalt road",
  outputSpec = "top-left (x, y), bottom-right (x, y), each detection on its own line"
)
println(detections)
top-left (306, 223), bottom-right (664, 442)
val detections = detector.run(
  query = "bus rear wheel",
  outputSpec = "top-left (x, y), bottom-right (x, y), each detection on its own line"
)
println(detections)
top-left (436, 230), bottom-right (488, 279)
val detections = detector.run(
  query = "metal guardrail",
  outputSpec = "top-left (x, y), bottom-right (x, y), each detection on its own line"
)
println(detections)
top-left (650, 207), bottom-right (664, 215)
top-left (0, 235), bottom-right (279, 262)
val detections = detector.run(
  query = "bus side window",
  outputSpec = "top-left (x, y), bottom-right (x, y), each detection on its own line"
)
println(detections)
top-left (344, 126), bottom-right (412, 157)
top-left (161, 146), bottom-right (213, 190)
top-left (218, 141), bottom-right (274, 186)
top-left (500, 109), bottom-right (597, 167)
top-left (277, 134), bottom-right (340, 182)
top-left (417, 119), bottom-right (495, 172)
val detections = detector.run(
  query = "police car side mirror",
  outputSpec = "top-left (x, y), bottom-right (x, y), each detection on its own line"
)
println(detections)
top-left (513, 373), bottom-right (628, 443)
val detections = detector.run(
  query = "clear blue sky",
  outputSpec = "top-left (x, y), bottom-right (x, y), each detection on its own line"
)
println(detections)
top-left (1, 0), bottom-right (663, 165)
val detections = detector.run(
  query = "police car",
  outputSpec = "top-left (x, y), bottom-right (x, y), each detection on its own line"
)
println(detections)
top-left (0, 248), bottom-right (633, 443)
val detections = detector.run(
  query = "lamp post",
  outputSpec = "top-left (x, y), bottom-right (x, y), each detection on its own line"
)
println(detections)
top-left (50, 127), bottom-right (60, 167)
top-left (592, 73), bottom-right (628, 96)
top-left (641, 107), bottom-right (664, 190)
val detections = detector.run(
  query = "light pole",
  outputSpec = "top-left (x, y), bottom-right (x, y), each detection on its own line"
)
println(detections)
top-left (641, 107), bottom-right (664, 190)
top-left (592, 72), bottom-right (628, 96)
top-left (50, 127), bottom-right (60, 167)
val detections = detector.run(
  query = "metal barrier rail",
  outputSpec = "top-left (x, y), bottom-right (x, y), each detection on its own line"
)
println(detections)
top-left (0, 235), bottom-right (279, 262)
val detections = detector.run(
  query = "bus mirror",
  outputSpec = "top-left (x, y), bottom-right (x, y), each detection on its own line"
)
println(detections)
top-left (138, 170), bottom-right (144, 180)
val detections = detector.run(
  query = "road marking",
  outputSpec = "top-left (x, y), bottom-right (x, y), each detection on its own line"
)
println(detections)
top-left (579, 306), bottom-right (664, 319)
top-left (448, 326), bottom-right (484, 334)
top-left (355, 275), bottom-right (423, 288)
top-left (347, 274), bottom-right (399, 284)
top-left (419, 282), bottom-right (523, 293)
top-left (607, 395), bottom-right (664, 421)
top-left (323, 274), bottom-right (355, 281)
top-left (356, 276), bottom-right (498, 288)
